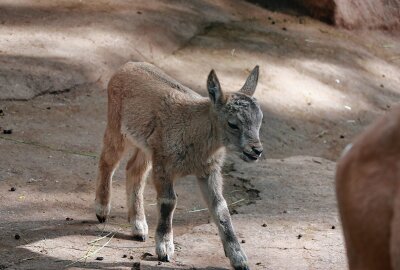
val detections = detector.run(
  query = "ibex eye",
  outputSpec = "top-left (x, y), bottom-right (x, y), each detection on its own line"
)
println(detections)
top-left (228, 122), bottom-right (239, 130)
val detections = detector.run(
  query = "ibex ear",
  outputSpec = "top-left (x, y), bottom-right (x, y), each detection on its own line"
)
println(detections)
top-left (239, 65), bottom-right (259, 96)
top-left (207, 69), bottom-right (224, 105)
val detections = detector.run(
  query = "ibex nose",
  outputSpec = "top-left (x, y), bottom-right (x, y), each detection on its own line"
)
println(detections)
top-left (252, 146), bottom-right (263, 156)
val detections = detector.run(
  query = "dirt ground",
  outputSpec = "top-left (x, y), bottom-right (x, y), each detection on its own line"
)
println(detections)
top-left (0, 0), bottom-right (400, 269)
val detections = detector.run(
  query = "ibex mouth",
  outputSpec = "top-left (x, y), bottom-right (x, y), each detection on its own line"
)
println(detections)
top-left (242, 151), bottom-right (259, 162)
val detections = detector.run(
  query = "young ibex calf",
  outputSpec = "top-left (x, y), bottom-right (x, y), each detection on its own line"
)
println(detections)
top-left (336, 106), bottom-right (400, 270)
top-left (95, 62), bottom-right (263, 270)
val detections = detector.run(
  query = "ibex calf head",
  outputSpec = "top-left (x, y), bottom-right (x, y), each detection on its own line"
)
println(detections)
top-left (94, 62), bottom-right (263, 270)
top-left (207, 67), bottom-right (263, 162)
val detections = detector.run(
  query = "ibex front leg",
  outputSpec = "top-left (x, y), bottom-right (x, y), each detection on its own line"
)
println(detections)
top-left (198, 170), bottom-right (249, 270)
top-left (153, 170), bottom-right (177, 262)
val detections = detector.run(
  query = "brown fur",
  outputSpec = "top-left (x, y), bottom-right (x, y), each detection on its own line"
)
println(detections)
top-left (336, 106), bottom-right (400, 270)
top-left (94, 62), bottom-right (263, 269)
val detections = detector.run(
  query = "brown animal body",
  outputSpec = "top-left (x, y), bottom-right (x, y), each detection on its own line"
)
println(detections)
top-left (94, 62), bottom-right (263, 270)
top-left (336, 106), bottom-right (400, 270)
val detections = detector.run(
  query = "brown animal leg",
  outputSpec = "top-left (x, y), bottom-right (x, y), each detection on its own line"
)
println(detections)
top-left (197, 171), bottom-right (249, 270)
top-left (153, 167), bottom-right (177, 262)
top-left (126, 147), bottom-right (151, 241)
top-left (95, 129), bottom-right (126, 223)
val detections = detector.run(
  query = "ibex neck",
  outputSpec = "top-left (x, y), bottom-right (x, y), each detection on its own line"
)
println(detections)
top-left (189, 99), bottom-right (225, 157)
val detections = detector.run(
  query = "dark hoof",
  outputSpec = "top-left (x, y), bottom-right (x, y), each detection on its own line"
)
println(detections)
top-left (96, 214), bottom-right (106, 223)
top-left (234, 266), bottom-right (250, 270)
top-left (133, 234), bottom-right (147, 242)
top-left (158, 254), bottom-right (170, 262)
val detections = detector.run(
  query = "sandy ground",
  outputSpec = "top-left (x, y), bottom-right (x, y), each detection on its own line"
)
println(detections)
top-left (0, 0), bottom-right (400, 269)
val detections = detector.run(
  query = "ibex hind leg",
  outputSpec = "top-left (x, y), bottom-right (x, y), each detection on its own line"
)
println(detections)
top-left (95, 129), bottom-right (126, 223)
top-left (126, 147), bottom-right (151, 241)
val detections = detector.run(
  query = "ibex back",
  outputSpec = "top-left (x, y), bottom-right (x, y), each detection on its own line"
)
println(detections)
top-left (336, 106), bottom-right (400, 270)
top-left (95, 62), bottom-right (263, 270)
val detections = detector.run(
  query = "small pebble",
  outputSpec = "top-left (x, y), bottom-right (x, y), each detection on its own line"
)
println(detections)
top-left (158, 262), bottom-right (162, 265)
top-left (130, 255), bottom-right (134, 260)
top-left (331, 225), bottom-right (336, 229)
top-left (282, 27), bottom-right (287, 31)
top-left (122, 254), bottom-right (127, 258)
top-left (297, 234), bottom-right (302, 239)
top-left (256, 262), bottom-right (262, 265)
top-left (340, 135), bottom-right (345, 139)
top-left (137, 11), bottom-right (142, 14)
top-left (262, 223), bottom-right (267, 227)
top-left (14, 234), bottom-right (20, 240)
top-left (3, 129), bottom-right (12, 134)
top-left (241, 239), bottom-right (246, 243)
top-left (46, 107), bottom-right (51, 110)
top-left (95, 256), bottom-right (104, 261)
top-left (271, 21), bottom-right (275, 25)
top-left (10, 187), bottom-right (16, 192)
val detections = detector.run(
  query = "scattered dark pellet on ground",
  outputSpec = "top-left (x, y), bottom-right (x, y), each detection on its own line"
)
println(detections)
top-left (331, 226), bottom-right (335, 229)
top-left (130, 256), bottom-right (134, 260)
top-left (380, 84), bottom-right (384, 88)
top-left (283, 19), bottom-right (287, 22)
top-left (46, 107), bottom-right (51, 110)
top-left (271, 21), bottom-right (275, 25)
top-left (14, 234), bottom-right (20, 240)
top-left (283, 210), bottom-right (287, 214)
top-left (158, 262), bottom-right (162, 265)
top-left (297, 234), bottom-right (302, 239)
top-left (241, 240), bottom-right (246, 243)
top-left (66, 217), bottom-right (73, 221)
top-left (256, 262), bottom-right (262, 266)
top-left (268, 17), bottom-right (272, 20)
top-left (95, 256), bottom-right (104, 261)
top-left (282, 27), bottom-right (287, 31)
top-left (122, 254), bottom-right (127, 258)
top-left (10, 187), bottom-right (16, 192)
top-left (137, 11), bottom-right (142, 14)
top-left (340, 135), bottom-right (345, 139)
top-left (262, 223), bottom-right (267, 227)
top-left (3, 129), bottom-right (12, 134)
top-left (387, 105), bottom-right (391, 109)
top-left (382, 74), bottom-right (386, 78)
top-left (291, 126), bottom-right (296, 131)
top-left (0, 109), bottom-right (3, 116)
